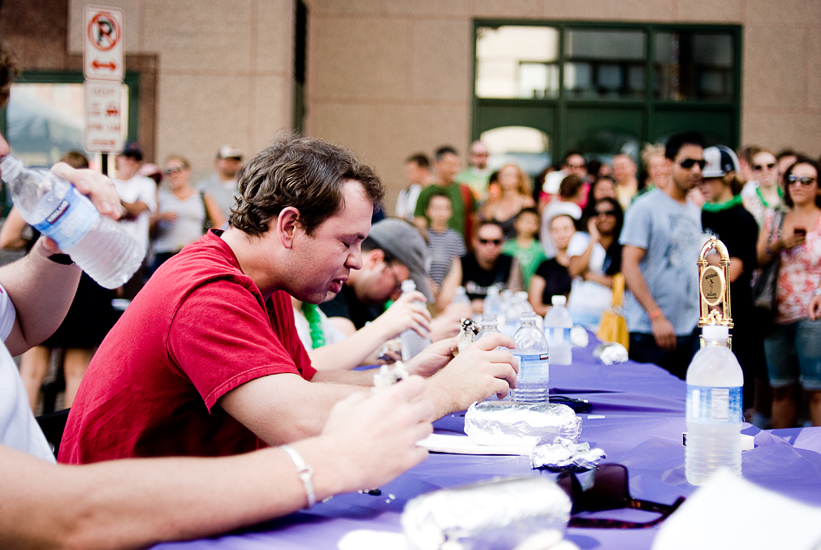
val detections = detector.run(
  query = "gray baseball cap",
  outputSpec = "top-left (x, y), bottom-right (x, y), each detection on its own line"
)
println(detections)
top-left (368, 218), bottom-right (433, 302)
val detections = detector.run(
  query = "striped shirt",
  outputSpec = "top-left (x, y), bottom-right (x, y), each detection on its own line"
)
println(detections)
top-left (427, 228), bottom-right (466, 286)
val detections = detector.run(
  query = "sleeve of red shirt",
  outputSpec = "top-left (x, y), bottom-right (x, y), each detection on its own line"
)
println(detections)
top-left (167, 281), bottom-right (315, 412)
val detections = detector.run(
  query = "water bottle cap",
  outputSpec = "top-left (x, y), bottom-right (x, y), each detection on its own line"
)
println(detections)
top-left (455, 286), bottom-right (466, 295)
top-left (701, 324), bottom-right (729, 341)
top-left (401, 279), bottom-right (416, 292)
top-left (487, 286), bottom-right (500, 296)
top-left (551, 295), bottom-right (567, 306)
top-left (481, 314), bottom-right (498, 324)
top-left (0, 154), bottom-right (24, 182)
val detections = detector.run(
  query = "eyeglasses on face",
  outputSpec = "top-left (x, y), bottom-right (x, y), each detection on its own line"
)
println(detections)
top-left (556, 463), bottom-right (685, 529)
top-left (754, 163), bottom-right (776, 171)
top-left (384, 262), bottom-right (404, 291)
top-left (595, 210), bottom-right (617, 218)
top-left (678, 158), bottom-right (707, 170)
top-left (787, 175), bottom-right (817, 187)
top-left (566, 163), bottom-right (586, 170)
top-left (478, 238), bottom-right (502, 246)
top-left (165, 166), bottom-right (185, 175)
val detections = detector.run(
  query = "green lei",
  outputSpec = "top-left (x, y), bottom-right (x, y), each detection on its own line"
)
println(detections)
top-left (755, 184), bottom-right (783, 209)
top-left (301, 303), bottom-right (326, 349)
top-left (702, 194), bottom-right (743, 213)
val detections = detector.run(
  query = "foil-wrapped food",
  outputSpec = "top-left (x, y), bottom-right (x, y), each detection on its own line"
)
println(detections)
top-left (402, 476), bottom-right (571, 550)
top-left (464, 401), bottom-right (582, 448)
top-left (530, 437), bottom-right (607, 471)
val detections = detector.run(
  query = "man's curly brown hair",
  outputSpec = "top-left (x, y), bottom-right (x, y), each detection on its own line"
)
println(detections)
top-left (228, 132), bottom-right (384, 237)
top-left (0, 42), bottom-right (22, 107)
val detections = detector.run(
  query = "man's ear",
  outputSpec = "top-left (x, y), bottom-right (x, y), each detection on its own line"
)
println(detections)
top-left (363, 248), bottom-right (384, 270)
top-left (277, 206), bottom-right (300, 249)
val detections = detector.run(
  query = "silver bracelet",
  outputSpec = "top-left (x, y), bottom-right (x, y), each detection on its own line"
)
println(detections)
top-left (813, 288), bottom-right (821, 297)
top-left (282, 444), bottom-right (316, 508)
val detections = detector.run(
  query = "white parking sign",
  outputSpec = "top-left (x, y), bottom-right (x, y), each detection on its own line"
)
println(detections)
top-left (84, 6), bottom-right (124, 81)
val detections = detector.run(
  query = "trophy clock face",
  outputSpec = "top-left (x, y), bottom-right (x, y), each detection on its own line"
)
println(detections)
top-left (700, 265), bottom-right (725, 307)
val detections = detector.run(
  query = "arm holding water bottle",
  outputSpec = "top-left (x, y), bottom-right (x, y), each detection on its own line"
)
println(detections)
top-left (0, 162), bottom-right (120, 355)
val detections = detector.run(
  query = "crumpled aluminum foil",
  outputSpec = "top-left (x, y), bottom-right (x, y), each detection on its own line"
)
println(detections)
top-left (402, 476), bottom-right (571, 550)
top-left (464, 401), bottom-right (581, 448)
top-left (530, 437), bottom-right (607, 471)
top-left (593, 343), bottom-right (629, 365)
top-left (570, 326), bottom-right (589, 348)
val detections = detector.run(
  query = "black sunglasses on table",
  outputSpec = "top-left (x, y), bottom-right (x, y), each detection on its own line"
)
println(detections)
top-left (557, 463), bottom-right (685, 529)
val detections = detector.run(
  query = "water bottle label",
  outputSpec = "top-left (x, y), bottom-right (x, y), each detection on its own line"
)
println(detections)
top-left (33, 186), bottom-right (99, 250)
top-left (516, 353), bottom-right (549, 383)
top-left (546, 327), bottom-right (571, 345)
top-left (687, 385), bottom-right (742, 424)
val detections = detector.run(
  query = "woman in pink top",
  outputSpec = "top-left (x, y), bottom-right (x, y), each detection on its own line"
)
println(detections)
top-left (757, 157), bottom-right (821, 428)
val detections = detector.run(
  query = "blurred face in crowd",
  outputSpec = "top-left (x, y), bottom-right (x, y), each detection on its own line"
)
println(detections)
top-left (217, 156), bottom-right (242, 180)
top-left (647, 153), bottom-right (670, 188)
top-left (698, 176), bottom-right (732, 204)
top-left (470, 142), bottom-right (489, 170)
top-left (786, 163), bottom-right (819, 208)
top-left (563, 154), bottom-right (586, 178)
top-left (752, 151), bottom-right (778, 188)
top-left (405, 161), bottom-right (429, 186)
top-left (549, 215), bottom-right (576, 252)
top-left (473, 224), bottom-right (504, 267)
top-left (613, 155), bottom-right (637, 184)
top-left (164, 159), bottom-right (191, 191)
top-left (115, 154), bottom-right (141, 180)
top-left (592, 178), bottom-right (616, 202)
top-left (513, 210), bottom-right (540, 240)
top-left (593, 201), bottom-right (618, 236)
top-left (670, 144), bottom-right (704, 195)
top-left (498, 164), bottom-right (522, 193)
top-left (435, 153), bottom-right (461, 185)
top-left (426, 194), bottom-right (452, 229)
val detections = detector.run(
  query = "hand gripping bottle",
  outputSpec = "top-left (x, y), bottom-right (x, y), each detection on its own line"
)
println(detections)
top-left (685, 324), bottom-right (743, 485)
top-left (543, 295), bottom-right (573, 365)
top-left (1, 155), bottom-right (143, 289)
top-left (511, 311), bottom-right (549, 403)
top-left (399, 279), bottom-right (431, 360)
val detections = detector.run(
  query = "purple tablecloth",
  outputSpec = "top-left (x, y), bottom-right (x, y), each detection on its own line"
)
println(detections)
top-left (153, 338), bottom-right (821, 550)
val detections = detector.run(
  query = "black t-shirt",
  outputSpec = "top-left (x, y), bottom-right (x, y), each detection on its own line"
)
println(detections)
top-left (318, 284), bottom-right (383, 330)
top-left (701, 204), bottom-right (759, 319)
top-left (461, 252), bottom-right (514, 301)
top-left (534, 258), bottom-right (572, 304)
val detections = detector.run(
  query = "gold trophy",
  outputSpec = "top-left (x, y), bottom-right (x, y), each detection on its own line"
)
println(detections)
top-left (697, 236), bottom-right (733, 345)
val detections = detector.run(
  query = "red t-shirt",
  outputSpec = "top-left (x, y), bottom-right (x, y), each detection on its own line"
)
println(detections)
top-left (58, 231), bottom-right (316, 464)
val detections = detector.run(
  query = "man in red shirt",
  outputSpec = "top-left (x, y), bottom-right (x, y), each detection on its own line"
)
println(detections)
top-left (60, 133), bottom-right (518, 464)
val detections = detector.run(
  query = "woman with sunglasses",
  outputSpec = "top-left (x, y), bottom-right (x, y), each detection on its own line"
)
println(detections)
top-left (757, 157), bottom-right (821, 428)
top-left (698, 146), bottom-right (761, 420)
top-left (148, 156), bottom-right (225, 275)
top-left (742, 148), bottom-right (784, 228)
top-left (566, 197), bottom-right (624, 330)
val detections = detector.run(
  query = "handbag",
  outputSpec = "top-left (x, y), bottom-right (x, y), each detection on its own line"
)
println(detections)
top-left (597, 272), bottom-right (630, 350)
top-left (751, 211), bottom-right (785, 315)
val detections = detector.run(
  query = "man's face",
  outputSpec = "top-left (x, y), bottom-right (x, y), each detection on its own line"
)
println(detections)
top-left (563, 154), bottom-right (587, 177)
top-left (435, 153), bottom-right (461, 185)
top-left (357, 254), bottom-right (410, 304)
top-left (612, 155), bottom-right (636, 183)
top-left (217, 157), bottom-right (242, 180)
top-left (473, 224), bottom-right (504, 264)
top-left (115, 155), bottom-right (140, 179)
top-left (670, 144), bottom-right (704, 193)
top-left (405, 161), bottom-right (428, 185)
top-left (289, 180), bottom-right (373, 304)
top-left (470, 143), bottom-right (489, 170)
top-left (426, 195), bottom-right (452, 225)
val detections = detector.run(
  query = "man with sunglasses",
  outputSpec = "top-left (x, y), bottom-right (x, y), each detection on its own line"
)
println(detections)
top-left (438, 220), bottom-right (524, 313)
top-left (620, 133), bottom-right (705, 379)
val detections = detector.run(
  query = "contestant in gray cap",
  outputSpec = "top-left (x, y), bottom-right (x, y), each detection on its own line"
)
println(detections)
top-left (319, 218), bottom-right (434, 334)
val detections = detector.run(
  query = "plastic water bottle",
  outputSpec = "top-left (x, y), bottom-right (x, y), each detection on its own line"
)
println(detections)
top-left (685, 325), bottom-right (743, 486)
top-left (511, 311), bottom-right (549, 403)
top-left (544, 295), bottom-right (573, 365)
top-left (475, 313), bottom-right (502, 342)
top-left (503, 291), bottom-right (531, 337)
top-left (399, 279), bottom-right (431, 361)
top-left (484, 286), bottom-right (504, 327)
top-left (0, 155), bottom-right (143, 289)
top-left (452, 286), bottom-right (471, 309)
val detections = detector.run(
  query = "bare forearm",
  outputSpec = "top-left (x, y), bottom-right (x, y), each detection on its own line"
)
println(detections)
top-left (309, 322), bottom-right (396, 370)
top-left (0, 442), bottom-right (344, 550)
top-left (622, 256), bottom-right (657, 315)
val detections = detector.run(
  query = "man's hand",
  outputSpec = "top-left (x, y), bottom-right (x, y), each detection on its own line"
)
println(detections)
top-left (809, 295), bottom-right (821, 321)
top-left (429, 307), bottom-right (469, 341)
top-left (50, 162), bottom-right (120, 221)
top-left (319, 376), bottom-right (433, 493)
top-left (651, 315), bottom-right (677, 351)
top-left (426, 332), bottom-right (519, 417)
top-left (405, 337), bottom-right (457, 378)
top-left (371, 290), bottom-right (431, 340)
